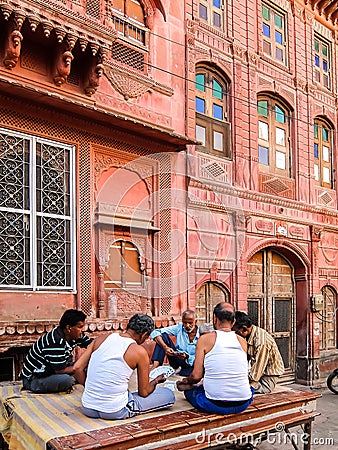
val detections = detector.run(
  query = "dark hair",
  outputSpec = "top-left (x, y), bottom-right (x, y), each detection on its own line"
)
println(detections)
top-left (59, 309), bottom-right (87, 328)
top-left (127, 314), bottom-right (155, 335)
top-left (234, 311), bottom-right (252, 328)
top-left (213, 302), bottom-right (235, 323)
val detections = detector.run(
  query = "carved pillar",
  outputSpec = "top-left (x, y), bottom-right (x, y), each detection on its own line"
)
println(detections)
top-left (97, 268), bottom-right (107, 318)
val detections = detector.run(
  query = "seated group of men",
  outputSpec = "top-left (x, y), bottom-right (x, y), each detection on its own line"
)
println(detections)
top-left (19, 304), bottom-right (284, 419)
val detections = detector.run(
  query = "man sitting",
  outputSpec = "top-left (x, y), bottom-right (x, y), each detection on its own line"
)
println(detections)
top-left (150, 310), bottom-right (199, 376)
top-left (20, 309), bottom-right (92, 393)
top-left (233, 311), bottom-right (284, 394)
top-left (74, 313), bottom-right (175, 420)
top-left (177, 303), bottom-right (254, 415)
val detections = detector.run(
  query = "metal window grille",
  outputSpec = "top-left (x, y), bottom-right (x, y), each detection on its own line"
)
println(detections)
top-left (0, 129), bottom-right (75, 290)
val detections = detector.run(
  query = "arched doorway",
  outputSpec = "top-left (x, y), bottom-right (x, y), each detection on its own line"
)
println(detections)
top-left (247, 249), bottom-right (295, 381)
top-left (195, 282), bottom-right (229, 323)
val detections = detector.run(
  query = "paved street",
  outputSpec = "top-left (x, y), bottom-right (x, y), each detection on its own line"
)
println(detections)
top-left (258, 384), bottom-right (338, 450)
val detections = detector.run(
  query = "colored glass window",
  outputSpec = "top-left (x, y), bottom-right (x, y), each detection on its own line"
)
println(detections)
top-left (323, 60), bottom-right (328, 72)
top-left (275, 105), bottom-right (285, 123)
top-left (262, 5), bottom-right (270, 20)
top-left (314, 123), bottom-right (318, 138)
top-left (263, 23), bottom-right (270, 37)
top-left (213, 0), bottom-right (221, 7)
top-left (322, 127), bottom-right (329, 141)
top-left (213, 104), bottom-right (223, 120)
top-left (275, 31), bottom-right (282, 45)
top-left (213, 12), bottom-right (221, 27)
top-left (199, 4), bottom-right (207, 19)
top-left (258, 100), bottom-right (268, 117)
top-left (314, 143), bottom-right (318, 158)
top-left (213, 79), bottom-right (223, 99)
top-left (195, 74), bottom-right (205, 92)
top-left (196, 97), bottom-right (205, 113)
top-left (259, 146), bottom-right (269, 165)
top-left (275, 14), bottom-right (282, 28)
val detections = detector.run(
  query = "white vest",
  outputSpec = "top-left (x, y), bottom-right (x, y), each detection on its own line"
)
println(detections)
top-left (203, 331), bottom-right (251, 401)
top-left (82, 333), bottom-right (135, 413)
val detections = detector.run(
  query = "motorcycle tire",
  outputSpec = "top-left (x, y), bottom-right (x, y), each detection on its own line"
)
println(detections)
top-left (327, 370), bottom-right (338, 395)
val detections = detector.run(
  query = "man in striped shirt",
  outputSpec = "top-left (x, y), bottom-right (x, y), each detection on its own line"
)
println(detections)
top-left (20, 309), bottom-right (92, 393)
top-left (233, 311), bottom-right (284, 394)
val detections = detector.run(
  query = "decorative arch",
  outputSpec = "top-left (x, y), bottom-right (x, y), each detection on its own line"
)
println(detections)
top-left (245, 238), bottom-right (310, 275)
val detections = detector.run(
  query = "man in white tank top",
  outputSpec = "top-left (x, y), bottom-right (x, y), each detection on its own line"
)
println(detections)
top-left (74, 314), bottom-right (175, 419)
top-left (177, 303), bottom-right (254, 415)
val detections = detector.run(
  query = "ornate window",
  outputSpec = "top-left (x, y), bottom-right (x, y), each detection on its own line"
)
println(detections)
top-left (195, 67), bottom-right (231, 157)
top-left (198, 0), bottom-right (223, 29)
top-left (111, 0), bottom-right (147, 45)
top-left (257, 96), bottom-right (291, 176)
top-left (0, 129), bottom-right (75, 290)
top-left (104, 240), bottom-right (142, 289)
top-left (314, 35), bottom-right (331, 89)
top-left (261, 2), bottom-right (287, 65)
top-left (314, 118), bottom-right (333, 188)
top-left (319, 286), bottom-right (337, 351)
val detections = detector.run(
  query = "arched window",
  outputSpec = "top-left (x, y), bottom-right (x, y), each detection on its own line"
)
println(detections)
top-left (111, 0), bottom-right (146, 45)
top-left (198, 0), bottom-right (223, 30)
top-left (319, 286), bottom-right (337, 351)
top-left (257, 96), bottom-right (291, 177)
top-left (314, 118), bottom-right (333, 189)
top-left (104, 240), bottom-right (142, 289)
top-left (195, 67), bottom-right (231, 157)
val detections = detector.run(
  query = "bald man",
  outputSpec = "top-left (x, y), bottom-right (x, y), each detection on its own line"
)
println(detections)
top-left (177, 303), bottom-right (254, 415)
top-left (150, 310), bottom-right (199, 376)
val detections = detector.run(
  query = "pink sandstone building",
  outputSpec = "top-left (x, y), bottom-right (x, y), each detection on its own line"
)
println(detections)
top-left (0, 0), bottom-right (337, 387)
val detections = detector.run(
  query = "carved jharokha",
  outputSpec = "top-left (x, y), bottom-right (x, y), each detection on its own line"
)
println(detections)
top-left (3, 29), bottom-right (23, 69)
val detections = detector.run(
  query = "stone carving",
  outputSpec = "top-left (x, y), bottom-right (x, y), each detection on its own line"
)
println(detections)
top-left (3, 30), bottom-right (23, 70)
top-left (53, 50), bottom-right (74, 86)
top-left (85, 62), bottom-right (105, 96)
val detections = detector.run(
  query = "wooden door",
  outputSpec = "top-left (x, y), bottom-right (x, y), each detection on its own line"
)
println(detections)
top-left (247, 250), bottom-right (295, 381)
top-left (196, 282), bottom-right (229, 323)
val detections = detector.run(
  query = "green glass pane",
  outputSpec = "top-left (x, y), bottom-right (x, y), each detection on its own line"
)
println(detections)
top-left (213, 79), bottom-right (223, 99)
top-left (314, 123), bottom-right (318, 139)
top-left (275, 105), bottom-right (285, 123)
top-left (314, 40), bottom-right (319, 52)
top-left (275, 14), bottom-right (282, 29)
top-left (322, 44), bottom-right (328, 57)
top-left (195, 74), bottom-right (205, 92)
top-left (258, 100), bottom-right (268, 117)
top-left (322, 127), bottom-right (329, 141)
top-left (262, 6), bottom-right (270, 21)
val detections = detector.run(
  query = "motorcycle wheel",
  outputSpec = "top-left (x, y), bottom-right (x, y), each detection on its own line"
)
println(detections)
top-left (327, 370), bottom-right (338, 394)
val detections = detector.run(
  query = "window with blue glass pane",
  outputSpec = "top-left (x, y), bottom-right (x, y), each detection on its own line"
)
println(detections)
top-left (275, 105), bottom-right (285, 123)
top-left (315, 55), bottom-right (319, 67)
top-left (323, 60), bottom-right (328, 72)
top-left (213, 79), bottom-right (223, 99)
top-left (275, 31), bottom-right (282, 45)
top-left (322, 127), bottom-right (329, 141)
top-left (314, 123), bottom-right (318, 138)
top-left (213, 0), bottom-right (221, 7)
top-left (259, 146), bottom-right (269, 165)
top-left (314, 143), bottom-right (318, 158)
top-left (199, 4), bottom-right (207, 20)
top-left (213, 104), bottom-right (223, 120)
top-left (196, 97), bottom-right (205, 114)
top-left (195, 74), bottom-right (205, 92)
top-left (263, 23), bottom-right (270, 38)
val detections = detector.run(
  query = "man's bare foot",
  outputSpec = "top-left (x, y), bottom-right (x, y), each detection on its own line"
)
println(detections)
top-left (176, 381), bottom-right (195, 391)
